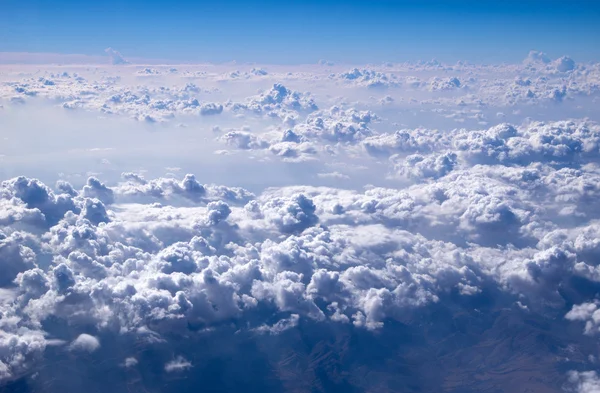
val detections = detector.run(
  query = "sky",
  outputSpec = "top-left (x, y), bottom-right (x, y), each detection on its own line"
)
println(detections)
top-left (1, 0), bottom-right (600, 63)
top-left (5, 2), bottom-right (600, 392)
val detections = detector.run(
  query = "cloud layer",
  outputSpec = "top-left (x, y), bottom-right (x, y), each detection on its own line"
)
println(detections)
top-left (2, 53), bottom-right (600, 392)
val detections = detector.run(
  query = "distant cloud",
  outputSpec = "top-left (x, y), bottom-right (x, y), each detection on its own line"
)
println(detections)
top-left (524, 50), bottom-right (551, 64)
top-left (164, 356), bottom-right (192, 372)
top-left (69, 334), bottom-right (101, 353)
top-left (105, 47), bottom-right (129, 65)
top-left (123, 357), bottom-right (138, 367)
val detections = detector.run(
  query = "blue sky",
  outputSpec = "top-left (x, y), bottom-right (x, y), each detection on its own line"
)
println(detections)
top-left (1, 0), bottom-right (600, 63)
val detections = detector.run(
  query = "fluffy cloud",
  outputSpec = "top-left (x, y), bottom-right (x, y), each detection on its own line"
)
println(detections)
top-left (566, 371), bottom-right (600, 393)
top-left (104, 48), bottom-right (129, 65)
top-left (0, 326), bottom-right (46, 382)
top-left (2, 55), bottom-right (600, 392)
top-left (228, 83), bottom-right (318, 122)
top-left (336, 68), bottom-right (399, 88)
top-left (389, 151), bottom-right (458, 180)
top-left (69, 334), bottom-right (100, 352)
top-left (292, 106), bottom-right (377, 143)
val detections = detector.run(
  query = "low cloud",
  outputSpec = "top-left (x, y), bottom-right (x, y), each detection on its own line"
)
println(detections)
top-left (69, 334), bottom-right (101, 353)
top-left (1, 54), bottom-right (600, 392)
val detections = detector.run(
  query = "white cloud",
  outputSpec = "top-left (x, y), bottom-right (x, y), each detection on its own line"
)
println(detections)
top-left (104, 48), bottom-right (129, 65)
top-left (69, 334), bottom-right (100, 352)
top-left (1, 55), bottom-right (600, 391)
top-left (123, 357), bottom-right (138, 367)
top-left (254, 313), bottom-right (299, 334)
top-left (164, 356), bottom-right (192, 372)
top-left (567, 371), bottom-right (600, 393)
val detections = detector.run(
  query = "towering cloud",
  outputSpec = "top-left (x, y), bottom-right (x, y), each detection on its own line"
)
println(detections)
top-left (104, 47), bottom-right (129, 65)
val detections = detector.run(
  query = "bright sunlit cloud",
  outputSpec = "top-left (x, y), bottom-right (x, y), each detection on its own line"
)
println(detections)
top-left (2, 2), bottom-right (600, 391)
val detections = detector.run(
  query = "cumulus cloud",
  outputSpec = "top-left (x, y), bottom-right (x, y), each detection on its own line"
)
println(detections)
top-left (389, 151), bottom-right (458, 180)
top-left (556, 56), bottom-right (576, 73)
top-left (69, 334), bottom-right (100, 352)
top-left (566, 371), bottom-right (600, 393)
top-left (336, 68), bottom-right (399, 88)
top-left (82, 177), bottom-right (115, 205)
top-left (104, 48), bottom-right (129, 65)
top-left (123, 357), bottom-right (138, 367)
top-left (2, 54), bottom-right (600, 392)
top-left (200, 102), bottom-right (224, 116)
top-left (525, 50), bottom-right (551, 65)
